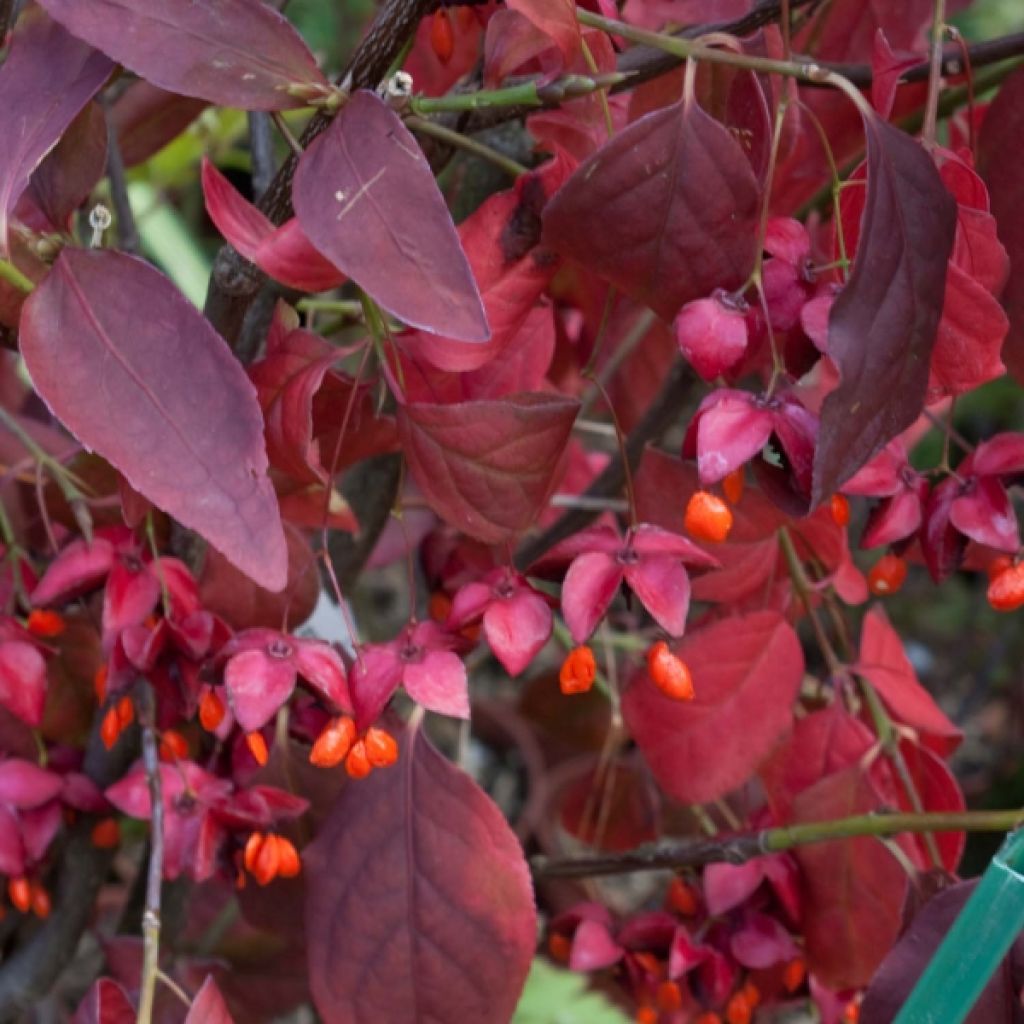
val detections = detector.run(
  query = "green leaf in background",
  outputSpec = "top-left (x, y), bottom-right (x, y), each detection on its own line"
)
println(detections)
top-left (512, 960), bottom-right (630, 1024)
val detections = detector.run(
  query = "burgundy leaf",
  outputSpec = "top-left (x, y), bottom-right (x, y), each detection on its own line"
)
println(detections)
top-left (0, 11), bottom-right (112, 253)
top-left (979, 66), bottom-right (1024, 383)
top-left (0, 643), bottom-right (48, 727)
top-left (812, 113), bottom-right (957, 503)
top-left (20, 249), bottom-right (288, 591)
top-left (304, 726), bottom-right (536, 1023)
top-left (37, 0), bottom-right (328, 110)
top-left (861, 880), bottom-right (1024, 1024)
top-left (185, 977), bottom-right (235, 1024)
top-left (542, 93), bottom-right (760, 322)
top-left (506, 0), bottom-right (580, 62)
top-left (293, 90), bottom-right (488, 341)
top-left (111, 82), bottom-right (208, 168)
top-left (71, 978), bottom-right (135, 1024)
top-left (622, 612), bottom-right (803, 804)
top-left (398, 393), bottom-right (579, 544)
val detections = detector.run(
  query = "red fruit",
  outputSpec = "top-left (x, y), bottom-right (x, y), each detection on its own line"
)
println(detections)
top-left (252, 833), bottom-right (280, 886)
top-left (100, 706), bottom-right (122, 750)
top-left (30, 881), bottom-right (50, 919)
top-left (93, 665), bottom-right (108, 704)
top-left (987, 554), bottom-right (1014, 581)
top-left (988, 562), bottom-right (1024, 611)
top-left (635, 1008), bottom-right (658, 1024)
top-left (559, 645), bottom-right (596, 695)
top-left (674, 292), bottom-right (749, 381)
top-left (722, 468), bottom-right (744, 505)
top-left (725, 989), bottom-right (753, 1024)
top-left (199, 688), bottom-right (226, 731)
top-left (684, 491), bottom-right (733, 543)
top-left (91, 818), bottom-right (121, 849)
top-left (310, 715), bottom-right (357, 768)
top-left (159, 729), bottom-right (188, 762)
top-left (547, 932), bottom-right (571, 963)
top-left (696, 1015), bottom-right (724, 1024)
top-left (428, 591), bottom-right (452, 623)
top-left (666, 876), bottom-right (699, 916)
top-left (275, 836), bottom-right (302, 878)
top-left (867, 553), bottom-right (908, 596)
top-left (830, 493), bottom-right (851, 526)
top-left (26, 609), bottom-right (65, 637)
top-left (647, 640), bottom-right (695, 701)
top-left (246, 731), bottom-right (269, 767)
top-left (116, 695), bottom-right (134, 728)
top-left (8, 876), bottom-right (30, 913)
top-left (657, 980), bottom-right (683, 1011)
top-left (243, 832), bottom-right (265, 874)
top-left (345, 740), bottom-right (373, 779)
top-left (364, 727), bottom-right (399, 768)
top-left (843, 1002), bottom-right (861, 1023)
top-left (782, 956), bottom-right (807, 992)
top-left (430, 10), bottom-right (454, 64)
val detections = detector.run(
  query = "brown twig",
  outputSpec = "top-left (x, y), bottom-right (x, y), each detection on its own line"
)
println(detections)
top-left (136, 685), bottom-right (164, 1024)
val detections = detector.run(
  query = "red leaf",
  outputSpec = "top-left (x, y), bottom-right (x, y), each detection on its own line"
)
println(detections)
top-left (293, 90), bottom-right (488, 342)
top-left (304, 726), bottom-right (536, 1023)
top-left (506, 0), bottom-right (581, 63)
top-left (896, 739), bottom-right (965, 872)
top-left (185, 977), bottom-right (235, 1024)
top-left (979, 67), bottom-right (1024, 383)
top-left (792, 766), bottom-right (909, 989)
top-left (0, 10), bottom-right (112, 252)
top-left (398, 393), bottom-right (579, 544)
top-left (110, 82), bottom-right (208, 169)
top-left (622, 612), bottom-right (803, 804)
top-left (20, 249), bottom-right (288, 591)
top-left (542, 93), bottom-right (760, 322)
top-left (72, 978), bottom-right (135, 1024)
top-left (0, 643), bottom-right (48, 727)
top-left (36, 0), bottom-right (328, 110)
top-left (812, 113), bottom-right (957, 504)
top-left (855, 606), bottom-right (962, 756)
top-left (0, 759), bottom-right (62, 808)
top-left (870, 30), bottom-right (920, 120)
top-left (201, 160), bottom-right (343, 293)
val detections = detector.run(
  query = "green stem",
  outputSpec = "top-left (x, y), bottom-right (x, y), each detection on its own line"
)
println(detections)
top-left (405, 116), bottom-right (528, 177)
top-left (0, 259), bottom-right (33, 294)
top-left (410, 72), bottom-right (630, 115)
top-left (922, 0), bottom-right (948, 145)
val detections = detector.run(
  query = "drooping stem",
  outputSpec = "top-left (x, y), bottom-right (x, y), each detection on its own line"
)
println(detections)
top-left (923, 0), bottom-right (949, 145)
top-left (532, 810), bottom-right (1024, 879)
top-left (136, 685), bottom-right (164, 1024)
top-left (405, 116), bottom-right (528, 177)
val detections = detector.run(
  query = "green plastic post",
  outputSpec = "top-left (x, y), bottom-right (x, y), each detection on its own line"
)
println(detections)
top-left (894, 828), bottom-right (1024, 1023)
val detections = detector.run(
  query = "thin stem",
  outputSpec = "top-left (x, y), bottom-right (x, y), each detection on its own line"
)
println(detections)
top-left (0, 259), bottom-right (33, 294)
top-left (270, 111), bottom-right (303, 156)
top-left (137, 684), bottom-right (164, 1024)
top-left (405, 116), bottom-right (528, 177)
top-left (411, 73), bottom-right (630, 115)
top-left (533, 810), bottom-right (1024, 879)
top-left (922, 0), bottom-right (948, 145)
top-left (155, 970), bottom-right (191, 1009)
top-left (580, 36), bottom-right (615, 138)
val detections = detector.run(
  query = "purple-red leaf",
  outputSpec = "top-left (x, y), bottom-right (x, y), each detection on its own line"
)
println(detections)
top-left (304, 725), bottom-right (536, 1023)
top-left (622, 611), bottom-right (803, 804)
top-left (542, 94), bottom-right (760, 322)
top-left (398, 393), bottom-right (578, 544)
top-left (19, 249), bottom-right (287, 591)
top-left (0, 643), bottom-right (48, 727)
top-left (0, 11), bottom-right (112, 253)
top-left (980, 66), bottom-right (1024, 384)
top-left (71, 979), bottom-right (135, 1024)
top-left (36, 0), bottom-right (328, 110)
top-left (812, 113), bottom-right (957, 504)
top-left (293, 90), bottom-right (488, 341)
top-left (185, 977), bottom-right (235, 1024)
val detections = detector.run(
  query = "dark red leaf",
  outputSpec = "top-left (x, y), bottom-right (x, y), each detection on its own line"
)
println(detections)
top-left (304, 725), bottom-right (535, 1023)
top-left (36, 0), bottom-right (328, 110)
top-left (622, 611), bottom-right (803, 804)
top-left (71, 978), bottom-right (135, 1024)
top-left (0, 643), bottom-right (48, 727)
top-left (185, 976), bottom-right (235, 1024)
top-left (855, 606), bottom-right (962, 756)
top-left (979, 66), bottom-right (1024, 384)
top-left (505, 0), bottom-right (580, 63)
top-left (19, 249), bottom-right (288, 591)
top-left (792, 765), bottom-right (909, 989)
top-left (110, 82), bottom-right (208, 168)
top-left (398, 393), bottom-right (578, 544)
top-left (812, 113), bottom-right (957, 504)
top-left (542, 93), bottom-right (761, 322)
top-left (861, 880), bottom-right (1024, 1024)
top-left (0, 10), bottom-right (112, 253)
top-left (896, 739), bottom-right (965, 872)
top-left (293, 90), bottom-right (488, 342)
